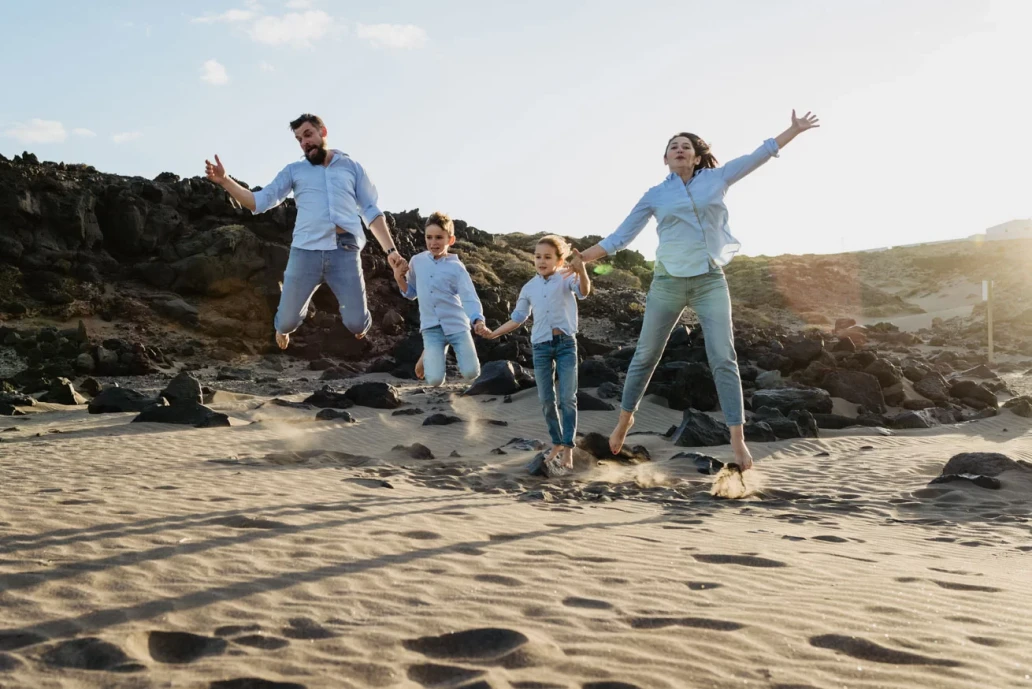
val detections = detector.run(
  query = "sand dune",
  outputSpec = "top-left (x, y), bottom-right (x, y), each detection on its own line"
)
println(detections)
top-left (1, 377), bottom-right (1031, 688)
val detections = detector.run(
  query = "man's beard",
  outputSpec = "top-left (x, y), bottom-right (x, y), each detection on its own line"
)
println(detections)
top-left (305, 146), bottom-right (328, 165)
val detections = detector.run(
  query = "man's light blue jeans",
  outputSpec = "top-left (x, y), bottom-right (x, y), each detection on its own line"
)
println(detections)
top-left (533, 333), bottom-right (578, 446)
top-left (421, 325), bottom-right (481, 387)
top-left (274, 233), bottom-right (372, 337)
top-left (621, 269), bottom-right (744, 426)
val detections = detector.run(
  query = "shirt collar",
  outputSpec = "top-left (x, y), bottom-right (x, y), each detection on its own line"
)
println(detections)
top-left (428, 251), bottom-right (458, 262)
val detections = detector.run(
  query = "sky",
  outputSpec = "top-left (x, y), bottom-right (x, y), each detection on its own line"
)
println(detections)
top-left (2, 0), bottom-right (1030, 260)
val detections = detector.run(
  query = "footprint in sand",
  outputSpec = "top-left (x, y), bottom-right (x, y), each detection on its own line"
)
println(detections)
top-left (147, 631), bottom-right (227, 664)
top-left (281, 618), bottom-right (336, 641)
top-left (233, 635), bottom-right (291, 650)
top-left (210, 680), bottom-right (307, 689)
top-left (41, 637), bottom-right (145, 672)
top-left (0, 631), bottom-right (48, 651)
top-left (562, 597), bottom-right (613, 610)
top-left (628, 617), bottom-right (744, 631)
top-left (686, 581), bottom-right (722, 591)
top-left (407, 663), bottom-right (485, 687)
top-left (474, 574), bottom-right (523, 587)
top-left (809, 634), bottom-right (961, 666)
top-left (214, 625), bottom-right (262, 637)
top-left (811, 535), bottom-right (849, 543)
top-left (404, 628), bottom-right (528, 663)
top-left (217, 516), bottom-right (289, 530)
top-left (692, 554), bottom-right (787, 568)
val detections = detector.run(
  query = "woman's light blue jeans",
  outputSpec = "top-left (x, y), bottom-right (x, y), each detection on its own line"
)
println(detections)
top-left (421, 325), bottom-right (481, 387)
top-left (621, 269), bottom-right (744, 426)
top-left (274, 233), bottom-right (372, 337)
top-left (533, 333), bottom-right (578, 446)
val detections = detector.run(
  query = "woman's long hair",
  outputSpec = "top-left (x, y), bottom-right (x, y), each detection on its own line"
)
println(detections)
top-left (666, 132), bottom-right (718, 175)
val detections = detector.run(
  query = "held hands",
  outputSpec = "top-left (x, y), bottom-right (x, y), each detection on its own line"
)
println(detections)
top-left (204, 155), bottom-right (227, 185)
top-left (790, 109), bottom-right (820, 133)
top-left (474, 321), bottom-right (493, 338)
top-left (568, 249), bottom-right (585, 272)
top-left (388, 252), bottom-right (408, 274)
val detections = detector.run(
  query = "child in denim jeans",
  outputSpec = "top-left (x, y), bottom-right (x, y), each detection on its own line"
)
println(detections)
top-left (394, 212), bottom-right (485, 387)
top-left (481, 236), bottom-right (591, 475)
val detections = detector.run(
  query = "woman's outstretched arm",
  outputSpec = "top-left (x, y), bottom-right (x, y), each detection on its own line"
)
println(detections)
top-left (774, 109), bottom-right (820, 150)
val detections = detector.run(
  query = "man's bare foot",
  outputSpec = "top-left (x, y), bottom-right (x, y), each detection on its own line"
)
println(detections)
top-left (414, 354), bottom-right (425, 380)
top-left (609, 411), bottom-right (634, 455)
top-left (732, 439), bottom-right (754, 471)
top-left (560, 446), bottom-right (574, 470)
top-left (275, 332), bottom-right (289, 350)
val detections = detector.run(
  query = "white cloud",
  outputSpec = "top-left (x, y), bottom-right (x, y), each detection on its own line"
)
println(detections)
top-left (286, 0), bottom-right (312, 8)
top-left (201, 59), bottom-right (230, 85)
top-left (111, 131), bottom-right (142, 144)
top-left (192, 9), bottom-right (256, 24)
top-left (356, 23), bottom-right (427, 49)
top-left (259, 60), bottom-right (276, 72)
top-left (250, 10), bottom-right (334, 47)
top-left (72, 128), bottom-right (97, 137)
top-left (3, 119), bottom-right (67, 144)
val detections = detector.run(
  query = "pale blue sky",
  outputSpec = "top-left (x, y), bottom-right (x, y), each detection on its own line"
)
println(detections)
top-left (2, 0), bottom-right (1029, 259)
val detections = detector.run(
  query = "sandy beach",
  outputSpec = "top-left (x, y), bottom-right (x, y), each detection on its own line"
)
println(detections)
top-left (2, 376), bottom-right (1030, 689)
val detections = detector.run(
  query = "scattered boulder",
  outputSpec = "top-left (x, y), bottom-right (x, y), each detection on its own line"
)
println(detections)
top-left (316, 408), bottom-right (355, 422)
top-left (39, 378), bottom-right (87, 405)
top-left (744, 421), bottom-right (776, 442)
top-left (782, 338), bottom-right (824, 367)
top-left (302, 387), bottom-right (354, 409)
top-left (464, 360), bottom-right (523, 396)
top-left (864, 358), bottom-right (903, 388)
top-left (596, 381), bottom-right (623, 399)
top-left (820, 370), bottom-right (886, 413)
top-left (577, 391), bottom-right (615, 411)
top-left (948, 380), bottom-right (998, 408)
top-left (576, 431), bottom-right (651, 464)
top-left (579, 359), bottom-right (620, 388)
top-left (914, 373), bottom-right (950, 402)
top-left (423, 413), bottom-right (463, 426)
top-left (88, 387), bottom-right (160, 414)
top-left (940, 452), bottom-right (1030, 476)
top-left (671, 408), bottom-right (731, 447)
top-left (160, 371), bottom-right (203, 405)
top-left (133, 401), bottom-right (230, 428)
top-left (1002, 395), bottom-right (1032, 418)
top-left (344, 382), bottom-right (401, 409)
top-left (79, 378), bottom-right (103, 396)
top-left (391, 443), bottom-right (434, 460)
top-left (215, 366), bottom-right (251, 381)
top-left (667, 362), bottom-right (718, 411)
top-left (751, 387), bottom-right (833, 415)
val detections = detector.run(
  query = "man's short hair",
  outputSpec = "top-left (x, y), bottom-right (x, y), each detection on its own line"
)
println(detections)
top-left (290, 113), bottom-right (324, 131)
top-left (426, 211), bottom-right (455, 236)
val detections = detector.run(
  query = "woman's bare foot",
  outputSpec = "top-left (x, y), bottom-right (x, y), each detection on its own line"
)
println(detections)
top-left (275, 332), bottom-right (290, 350)
top-left (560, 446), bottom-right (574, 470)
top-left (545, 445), bottom-right (562, 463)
top-left (731, 438), bottom-right (754, 471)
top-left (609, 411), bottom-right (635, 455)
top-left (414, 354), bottom-right (425, 380)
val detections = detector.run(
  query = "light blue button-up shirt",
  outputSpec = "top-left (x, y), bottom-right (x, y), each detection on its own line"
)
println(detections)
top-left (401, 251), bottom-right (485, 335)
top-left (251, 149), bottom-right (382, 251)
top-left (599, 139), bottom-right (780, 277)
top-left (510, 272), bottom-right (586, 344)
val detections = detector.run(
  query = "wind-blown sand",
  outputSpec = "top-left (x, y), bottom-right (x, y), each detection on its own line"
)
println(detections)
top-left (1, 378), bottom-right (1031, 689)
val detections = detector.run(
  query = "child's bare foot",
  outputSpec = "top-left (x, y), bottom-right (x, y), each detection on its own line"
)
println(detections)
top-left (560, 446), bottom-right (574, 470)
top-left (609, 411), bottom-right (634, 454)
top-left (275, 332), bottom-right (289, 350)
top-left (355, 332), bottom-right (366, 340)
top-left (732, 438), bottom-right (754, 471)
top-left (414, 354), bottom-right (425, 380)
top-left (545, 445), bottom-right (562, 463)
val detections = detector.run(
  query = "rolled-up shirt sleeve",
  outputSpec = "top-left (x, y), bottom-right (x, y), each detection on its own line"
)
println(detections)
top-left (457, 266), bottom-right (485, 324)
top-left (251, 165), bottom-right (293, 215)
top-left (352, 159), bottom-right (383, 226)
top-left (598, 192), bottom-right (653, 255)
top-left (719, 138), bottom-right (780, 186)
top-left (509, 285), bottom-right (532, 323)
